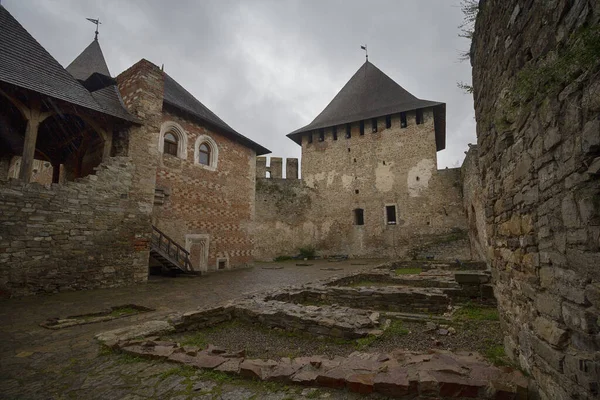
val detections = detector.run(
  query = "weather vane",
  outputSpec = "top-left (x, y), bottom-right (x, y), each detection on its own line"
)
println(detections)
top-left (86, 17), bottom-right (101, 41)
top-left (361, 44), bottom-right (368, 61)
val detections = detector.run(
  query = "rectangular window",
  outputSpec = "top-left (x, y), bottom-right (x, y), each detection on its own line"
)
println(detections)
top-left (416, 109), bottom-right (423, 125)
top-left (400, 112), bottom-right (407, 128)
top-left (318, 128), bottom-right (325, 142)
top-left (359, 121), bottom-right (365, 135)
top-left (307, 132), bottom-right (313, 144)
top-left (385, 115), bottom-right (391, 128)
top-left (345, 123), bottom-right (351, 138)
top-left (354, 208), bottom-right (364, 226)
top-left (371, 118), bottom-right (378, 133)
top-left (332, 126), bottom-right (338, 140)
top-left (386, 205), bottom-right (397, 225)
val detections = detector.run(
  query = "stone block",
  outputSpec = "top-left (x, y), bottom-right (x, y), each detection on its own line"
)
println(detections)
top-left (585, 284), bottom-right (600, 309)
top-left (372, 367), bottom-right (413, 397)
top-left (532, 336), bottom-right (565, 373)
top-left (532, 316), bottom-right (568, 348)
top-left (562, 302), bottom-right (599, 334)
top-left (535, 292), bottom-right (562, 320)
top-left (561, 193), bottom-right (580, 228)
top-left (581, 119), bottom-right (600, 154)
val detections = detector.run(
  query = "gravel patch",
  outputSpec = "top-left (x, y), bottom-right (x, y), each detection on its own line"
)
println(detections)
top-left (166, 318), bottom-right (502, 360)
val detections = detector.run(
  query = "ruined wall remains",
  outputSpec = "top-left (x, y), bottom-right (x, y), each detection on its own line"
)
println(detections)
top-left (254, 175), bottom-right (316, 260)
top-left (153, 109), bottom-right (256, 272)
top-left (254, 110), bottom-right (469, 260)
top-left (461, 145), bottom-right (488, 262)
top-left (472, 1), bottom-right (599, 398)
top-left (0, 157), bottom-right (150, 297)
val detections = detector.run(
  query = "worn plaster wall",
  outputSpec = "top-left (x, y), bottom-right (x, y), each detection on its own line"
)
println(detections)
top-left (461, 145), bottom-right (488, 262)
top-left (153, 109), bottom-right (256, 271)
top-left (472, 1), bottom-right (599, 398)
top-left (255, 109), bottom-right (468, 260)
top-left (0, 157), bottom-right (150, 297)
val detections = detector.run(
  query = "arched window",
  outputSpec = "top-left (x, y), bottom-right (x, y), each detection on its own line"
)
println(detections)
top-left (163, 132), bottom-right (178, 156)
top-left (159, 121), bottom-right (188, 159)
top-left (194, 135), bottom-right (218, 171)
top-left (198, 143), bottom-right (210, 165)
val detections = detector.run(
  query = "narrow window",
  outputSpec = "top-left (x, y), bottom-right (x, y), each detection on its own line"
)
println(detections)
top-left (359, 121), bottom-right (365, 135)
top-left (164, 132), bottom-right (178, 156)
top-left (386, 205), bottom-right (397, 225)
top-left (385, 115), bottom-right (391, 128)
top-left (371, 118), bottom-right (378, 133)
top-left (354, 208), bottom-right (364, 226)
top-left (345, 123), bottom-right (351, 138)
top-left (400, 112), bottom-right (407, 128)
top-left (318, 128), bottom-right (325, 142)
top-left (416, 109), bottom-right (423, 125)
top-left (307, 132), bottom-right (313, 144)
top-left (218, 260), bottom-right (227, 270)
top-left (332, 126), bottom-right (338, 141)
top-left (198, 143), bottom-right (211, 165)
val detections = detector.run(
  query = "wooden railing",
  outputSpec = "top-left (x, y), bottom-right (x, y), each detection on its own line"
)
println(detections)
top-left (150, 226), bottom-right (193, 272)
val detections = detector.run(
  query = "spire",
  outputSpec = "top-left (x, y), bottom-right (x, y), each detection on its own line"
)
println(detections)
top-left (66, 39), bottom-right (111, 82)
top-left (86, 18), bottom-right (101, 41)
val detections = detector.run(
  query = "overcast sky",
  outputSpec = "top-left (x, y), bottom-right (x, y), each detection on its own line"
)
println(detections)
top-left (5, 0), bottom-right (476, 169)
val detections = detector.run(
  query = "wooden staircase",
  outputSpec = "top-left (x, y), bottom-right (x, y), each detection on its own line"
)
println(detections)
top-left (150, 226), bottom-right (194, 274)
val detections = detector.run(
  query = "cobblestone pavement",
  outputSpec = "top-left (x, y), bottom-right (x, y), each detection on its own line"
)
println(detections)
top-left (0, 260), bottom-right (384, 400)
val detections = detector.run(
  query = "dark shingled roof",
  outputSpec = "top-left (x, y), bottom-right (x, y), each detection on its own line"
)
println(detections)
top-left (66, 39), bottom-right (111, 82)
top-left (91, 85), bottom-right (138, 122)
top-left (163, 73), bottom-right (270, 155)
top-left (0, 5), bottom-right (136, 123)
top-left (287, 61), bottom-right (446, 151)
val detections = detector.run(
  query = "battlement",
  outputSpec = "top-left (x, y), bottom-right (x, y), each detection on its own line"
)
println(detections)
top-left (256, 157), bottom-right (299, 179)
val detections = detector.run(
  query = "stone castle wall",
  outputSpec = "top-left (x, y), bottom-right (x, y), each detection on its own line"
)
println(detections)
top-left (0, 157), bottom-right (150, 297)
top-left (153, 109), bottom-right (256, 271)
top-left (472, 1), bottom-right (599, 398)
top-left (254, 109), bottom-right (470, 260)
top-left (461, 145), bottom-right (488, 262)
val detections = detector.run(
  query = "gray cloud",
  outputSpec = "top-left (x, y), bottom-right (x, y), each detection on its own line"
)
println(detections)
top-left (6, 0), bottom-right (475, 168)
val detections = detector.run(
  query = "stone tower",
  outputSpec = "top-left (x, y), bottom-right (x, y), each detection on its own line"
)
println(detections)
top-left (255, 61), bottom-right (468, 259)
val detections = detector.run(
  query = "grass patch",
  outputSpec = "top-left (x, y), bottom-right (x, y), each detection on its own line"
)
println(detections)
top-left (298, 246), bottom-right (316, 259)
top-left (115, 352), bottom-right (147, 364)
top-left (384, 320), bottom-right (410, 337)
top-left (159, 365), bottom-right (196, 381)
top-left (179, 331), bottom-right (209, 348)
top-left (453, 303), bottom-right (499, 321)
top-left (395, 268), bottom-right (422, 275)
top-left (354, 320), bottom-right (409, 350)
top-left (109, 306), bottom-right (140, 318)
top-left (483, 342), bottom-right (511, 367)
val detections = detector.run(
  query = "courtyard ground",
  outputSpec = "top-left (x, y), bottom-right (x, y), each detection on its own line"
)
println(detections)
top-left (0, 260), bottom-right (386, 400)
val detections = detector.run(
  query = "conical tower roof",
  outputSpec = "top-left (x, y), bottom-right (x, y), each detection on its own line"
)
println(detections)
top-left (66, 39), bottom-right (111, 81)
top-left (288, 61), bottom-right (446, 150)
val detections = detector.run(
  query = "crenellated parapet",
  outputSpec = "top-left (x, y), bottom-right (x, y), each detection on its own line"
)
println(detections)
top-left (256, 156), bottom-right (299, 179)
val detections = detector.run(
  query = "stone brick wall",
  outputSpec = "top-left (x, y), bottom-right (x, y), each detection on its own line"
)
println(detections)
top-left (255, 109), bottom-right (469, 260)
top-left (153, 110), bottom-right (256, 271)
top-left (472, 1), bottom-right (599, 398)
top-left (461, 145), bottom-right (488, 262)
top-left (0, 157), bottom-right (150, 297)
top-left (254, 177), bottom-right (316, 260)
top-left (117, 59), bottom-right (164, 216)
